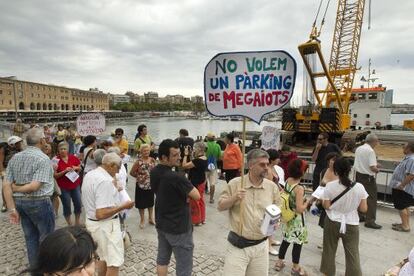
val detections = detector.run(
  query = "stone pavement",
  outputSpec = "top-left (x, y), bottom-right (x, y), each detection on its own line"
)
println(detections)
top-left (1, 175), bottom-right (413, 275)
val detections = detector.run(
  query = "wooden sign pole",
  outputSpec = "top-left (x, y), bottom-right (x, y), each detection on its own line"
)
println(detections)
top-left (239, 117), bottom-right (247, 235)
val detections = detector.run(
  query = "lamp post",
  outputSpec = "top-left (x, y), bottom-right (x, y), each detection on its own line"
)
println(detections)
top-left (360, 58), bottom-right (378, 88)
top-left (0, 76), bottom-right (18, 121)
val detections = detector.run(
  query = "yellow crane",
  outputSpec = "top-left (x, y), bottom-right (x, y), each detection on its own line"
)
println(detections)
top-left (282, 0), bottom-right (370, 149)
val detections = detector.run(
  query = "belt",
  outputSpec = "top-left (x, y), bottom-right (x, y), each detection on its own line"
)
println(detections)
top-left (356, 172), bottom-right (375, 178)
top-left (88, 215), bottom-right (118, 221)
top-left (14, 195), bottom-right (51, 201)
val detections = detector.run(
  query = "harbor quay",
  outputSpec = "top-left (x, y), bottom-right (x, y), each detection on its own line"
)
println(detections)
top-left (0, 165), bottom-right (412, 276)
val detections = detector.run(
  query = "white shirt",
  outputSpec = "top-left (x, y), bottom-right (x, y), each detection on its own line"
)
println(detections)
top-left (84, 147), bottom-right (97, 173)
top-left (353, 143), bottom-right (377, 176)
top-left (274, 165), bottom-right (285, 186)
top-left (116, 165), bottom-right (128, 190)
top-left (322, 179), bottom-right (368, 233)
top-left (81, 166), bottom-right (120, 220)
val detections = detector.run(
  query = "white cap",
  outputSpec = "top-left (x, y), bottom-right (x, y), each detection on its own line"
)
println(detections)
top-left (8, 136), bottom-right (23, 146)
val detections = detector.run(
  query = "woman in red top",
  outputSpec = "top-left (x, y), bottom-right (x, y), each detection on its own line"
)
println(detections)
top-left (54, 142), bottom-right (82, 226)
top-left (222, 133), bottom-right (243, 183)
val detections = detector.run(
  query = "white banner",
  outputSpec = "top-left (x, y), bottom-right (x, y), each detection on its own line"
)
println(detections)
top-left (261, 126), bottom-right (281, 150)
top-left (76, 113), bottom-right (105, 136)
top-left (204, 51), bottom-right (296, 123)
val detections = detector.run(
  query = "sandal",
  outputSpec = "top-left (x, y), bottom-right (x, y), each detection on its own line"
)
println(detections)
top-left (274, 260), bottom-right (285, 271)
top-left (392, 222), bottom-right (402, 227)
top-left (392, 225), bottom-right (410, 232)
top-left (291, 267), bottom-right (308, 276)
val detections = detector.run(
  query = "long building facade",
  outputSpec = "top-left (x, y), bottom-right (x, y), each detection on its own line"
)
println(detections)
top-left (0, 77), bottom-right (109, 112)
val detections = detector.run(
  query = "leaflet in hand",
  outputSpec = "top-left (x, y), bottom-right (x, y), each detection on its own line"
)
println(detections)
top-left (65, 170), bottom-right (79, 183)
top-left (312, 186), bottom-right (325, 199)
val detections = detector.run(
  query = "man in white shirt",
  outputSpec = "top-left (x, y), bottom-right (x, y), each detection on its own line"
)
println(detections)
top-left (353, 133), bottom-right (382, 229)
top-left (82, 152), bottom-right (134, 276)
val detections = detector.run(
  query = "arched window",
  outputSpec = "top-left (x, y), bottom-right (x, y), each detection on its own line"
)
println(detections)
top-left (37, 103), bottom-right (41, 110)
top-left (65, 104), bottom-right (69, 110)
top-left (48, 103), bottom-right (53, 110)
top-left (54, 103), bottom-right (58, 110)
top-left (43, 103), bottom-right (47, 110)
top-left (19, 102), bottom-right (25, 110)
top-left (61, 104), bottom-right (65, 110)
top-left (30, 103), bottom-right (35, 110)
top-left (72, 104), bottom-right (76, 110)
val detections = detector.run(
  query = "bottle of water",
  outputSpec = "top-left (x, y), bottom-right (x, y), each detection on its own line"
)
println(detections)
top-left (310, 202), bottom-right (321, 216)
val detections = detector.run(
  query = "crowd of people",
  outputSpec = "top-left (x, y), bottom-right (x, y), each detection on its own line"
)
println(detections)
top-left (0, 122), bottom-right (413, 276)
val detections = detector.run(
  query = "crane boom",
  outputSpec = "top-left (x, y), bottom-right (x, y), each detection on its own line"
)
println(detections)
top-left (282, 0), bottom-right (368, 148)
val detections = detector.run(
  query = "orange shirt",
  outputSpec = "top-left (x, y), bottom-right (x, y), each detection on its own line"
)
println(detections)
top-left (223, 143), bottom-right (243, 170)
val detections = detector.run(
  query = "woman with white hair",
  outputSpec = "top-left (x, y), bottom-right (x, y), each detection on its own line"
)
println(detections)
top-left (54, 142), bottom-right (82, 226)
top-left (130, 144), bottom-right (156, 229)
top-left (182, 141), bottom-right (208, 225)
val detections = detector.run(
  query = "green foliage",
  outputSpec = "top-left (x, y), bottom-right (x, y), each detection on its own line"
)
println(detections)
top-left (111, 102), bottom-right (205, 112)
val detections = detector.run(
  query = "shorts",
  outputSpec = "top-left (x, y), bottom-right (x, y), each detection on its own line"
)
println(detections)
top-left (392, 188), bottom-right (414, 210)
top-left (86, 218), bottom-right (124, 267)
top-left (156, 228), bottom-right (194, 276)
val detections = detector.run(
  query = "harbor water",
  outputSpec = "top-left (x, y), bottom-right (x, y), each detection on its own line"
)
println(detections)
top-left (0, 117), bottom-right (277, 144)
top-left (0, 113), bottom-right (413, 144)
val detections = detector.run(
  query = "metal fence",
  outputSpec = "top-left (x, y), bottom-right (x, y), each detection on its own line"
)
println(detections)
top-left (298, 156), bottom-right (395, 207)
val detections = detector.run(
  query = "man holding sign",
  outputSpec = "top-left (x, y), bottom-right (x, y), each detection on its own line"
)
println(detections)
top-left (207, 50), bottom-right (295, 276)
top-left (218, 149), bottom-right (280, 276)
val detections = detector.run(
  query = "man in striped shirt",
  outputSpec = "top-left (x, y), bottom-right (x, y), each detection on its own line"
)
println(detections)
top-left (3, 127), bottom-right (55, 270)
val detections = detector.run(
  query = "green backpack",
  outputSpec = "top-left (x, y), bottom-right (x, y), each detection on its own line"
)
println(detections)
top-left (280, 183), bottom-right (299, 223)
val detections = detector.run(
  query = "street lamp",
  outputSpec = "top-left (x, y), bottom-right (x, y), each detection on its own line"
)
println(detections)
top-left (0, 76), bottom-right (18, 121)
top-left (360, 58), bottom-right (378, 88)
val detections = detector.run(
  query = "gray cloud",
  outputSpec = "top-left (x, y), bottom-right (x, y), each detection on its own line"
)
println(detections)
top-left (0, 0), bottom-right (412, 103)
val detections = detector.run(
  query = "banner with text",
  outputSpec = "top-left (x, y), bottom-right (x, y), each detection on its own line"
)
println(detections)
top-left (261, 126), bottom-right (281, 150)
top-left (204, 51), bottom-right (296, 123)
top-left (76, 113), bottom-right (106, 136)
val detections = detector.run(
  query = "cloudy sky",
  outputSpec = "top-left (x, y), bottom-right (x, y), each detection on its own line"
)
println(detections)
top-left (0, 0), bottom-right (412, 103)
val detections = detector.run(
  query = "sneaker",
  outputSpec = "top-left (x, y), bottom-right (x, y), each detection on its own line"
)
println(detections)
top-left (1, 206), bottom-right (6, 213)
top-left (269, 247), bottom-right (279, 256)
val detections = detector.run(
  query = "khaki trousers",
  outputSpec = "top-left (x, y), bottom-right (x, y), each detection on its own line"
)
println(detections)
top-left (356, 172), bottom-right (377, 223)
top-left (222, 239), bottom-right (269, 276)
top-left (320, 217), bottom-right (362, 276)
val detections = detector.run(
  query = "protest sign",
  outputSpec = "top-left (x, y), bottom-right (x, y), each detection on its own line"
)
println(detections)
top-left (76, 113), bottom-right (105, 136)
top-left (261, 126), bottom-right (281, 150)
top-left (204, 51), bottom-right (296, 123)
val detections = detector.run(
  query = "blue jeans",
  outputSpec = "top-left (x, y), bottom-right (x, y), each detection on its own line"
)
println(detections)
top-left (60, 186), bottom-right (82, 218)
top-left (15, 197), bottom-right (55, 268)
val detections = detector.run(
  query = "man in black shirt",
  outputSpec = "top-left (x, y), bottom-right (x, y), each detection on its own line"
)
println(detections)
top-left (311, 132), bottom-right (341, 191)
top-left (175, 129), bottom-right (194, 176)
top-left (150, 139), bottom-right (200, 276)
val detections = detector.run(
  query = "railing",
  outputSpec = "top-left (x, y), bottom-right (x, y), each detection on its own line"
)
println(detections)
top-left (298, 155), bottom-right (396, 207)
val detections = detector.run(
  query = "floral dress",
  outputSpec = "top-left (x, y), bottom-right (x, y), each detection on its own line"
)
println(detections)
top-left (281, 183), bottom-right (308, 244)
top-left (131, 157), bottom-right (156, 209)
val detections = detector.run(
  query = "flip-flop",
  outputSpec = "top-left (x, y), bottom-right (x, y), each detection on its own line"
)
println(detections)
top-left (274, 261), bottom-right (285, 271)
top-left (392, 225), bottom-right (410, 232)
top-left (291, 267), bottom-right (308, 276)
